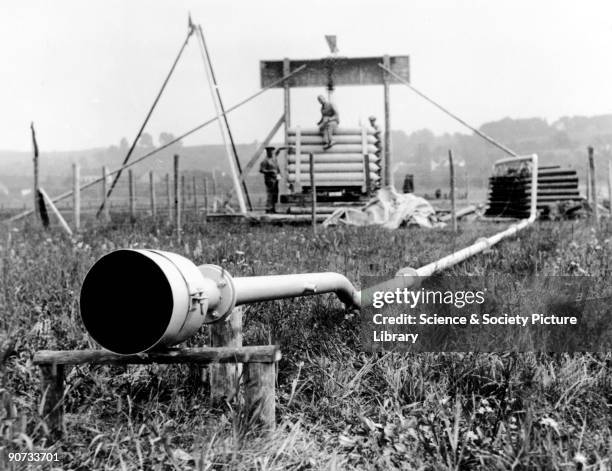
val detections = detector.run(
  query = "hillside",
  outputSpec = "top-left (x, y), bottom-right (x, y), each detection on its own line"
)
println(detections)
top-left (1, 114), bottom-right (611, 207)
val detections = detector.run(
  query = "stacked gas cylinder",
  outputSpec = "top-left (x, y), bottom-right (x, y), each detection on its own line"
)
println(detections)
top-left (285, 127), bottom-right (382, 196)
top-left (485, 165), bottom-right (581, 218)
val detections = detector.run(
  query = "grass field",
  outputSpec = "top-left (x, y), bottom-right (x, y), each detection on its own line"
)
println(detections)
top-left (1, 216), bottom-right (611, 470)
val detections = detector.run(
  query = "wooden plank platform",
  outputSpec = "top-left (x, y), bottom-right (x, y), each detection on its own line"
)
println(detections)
top-left (35, 346), bottom-right (281, 438)
top-left (34, 346), bottom-right (281, 365)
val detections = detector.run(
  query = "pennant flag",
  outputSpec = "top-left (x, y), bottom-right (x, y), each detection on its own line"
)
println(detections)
top-left (325, 35), bottom-right (338, 54)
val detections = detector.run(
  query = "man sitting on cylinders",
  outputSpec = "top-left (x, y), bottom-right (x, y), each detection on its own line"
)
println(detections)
top-left (317, 94), bottom-right (339, 149)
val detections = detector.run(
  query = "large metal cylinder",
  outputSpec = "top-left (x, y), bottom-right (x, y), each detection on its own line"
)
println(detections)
top-left (80, 249), bottom-right (360, 355)
top-left (80, 249), bottom-right (233, 355)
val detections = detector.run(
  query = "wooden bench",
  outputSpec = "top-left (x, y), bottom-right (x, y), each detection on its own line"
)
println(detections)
top-left (33, 345), bottom-right (281, 437)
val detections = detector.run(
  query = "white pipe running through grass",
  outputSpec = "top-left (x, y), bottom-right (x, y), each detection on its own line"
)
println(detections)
top-left (235, 155), bottom-right (537, 308)
top-left (79, 155), bottom-right (537, 353)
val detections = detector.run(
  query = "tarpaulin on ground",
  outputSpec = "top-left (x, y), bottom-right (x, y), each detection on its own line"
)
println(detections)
top-left (322, 187), bottom-right (444, 229)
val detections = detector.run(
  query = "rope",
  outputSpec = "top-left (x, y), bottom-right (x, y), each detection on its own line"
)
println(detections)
top-left (96, 24), bottom-right (196, 217)
top-left (4, 65), bottom-right (308, 223)
top-left (378, 63), bottom-right (517, 157)
top-left (196, 25), bottom-right (252, 210)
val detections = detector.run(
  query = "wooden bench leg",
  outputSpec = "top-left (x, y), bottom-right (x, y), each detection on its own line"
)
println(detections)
top-left (39, 364), bottom-right (64, 438)
top-left (209, 306), bottom-right (243, 402)
top-left (244, 361), bottom-right (275, 430)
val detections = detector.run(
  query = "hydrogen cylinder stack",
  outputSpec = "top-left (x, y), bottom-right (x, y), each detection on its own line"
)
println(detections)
top-left (285, 126), bottom-right (381, 195)
top-left (485, 165), bottom-right (580, 218)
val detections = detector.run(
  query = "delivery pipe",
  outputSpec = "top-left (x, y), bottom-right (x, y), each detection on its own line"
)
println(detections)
top-left (400, 154), bottom-right (537, 280)
top-left (80, 250), bottom-right (360, 355)
top-left (80, 155), bottom-right (537, 355)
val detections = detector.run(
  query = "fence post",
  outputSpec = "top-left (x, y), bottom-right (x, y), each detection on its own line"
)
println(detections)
top-left (608, 160), bottom-right (612, 215)
top-left (149, 171), bottom-right (156, 218)
top-left (174, 155), bottom-right (181, 234)
top-left (128, 169), bottom-right (135, 222)
top-left (165, 173), bottom-right (171, 221)
top-left (448, 149), bottom-right (457, 233)
top-left (31, 123), bottom-right (40, 223)
top-left (181, 175), bottom-right (186, 215)
top-left (209, 307), bottom-right (243, 402)
top-left (72, 163), bottom-right (80, 231)
top-left (309, 153), bottom-right (317, 235)
top-left (203, 177), bottom-right (209, 216)
top-left (589, 146), bottom-right (598, 223)
top-left (193, 176), bottom-right (198, 216)
top-left (101, 166), bottom-right (110, 221)
top-left (211, 172), bottom-right (217, 209)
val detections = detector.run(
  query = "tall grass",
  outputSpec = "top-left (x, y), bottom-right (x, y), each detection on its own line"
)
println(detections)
top-left (1, 217), bottom-right (611, 469)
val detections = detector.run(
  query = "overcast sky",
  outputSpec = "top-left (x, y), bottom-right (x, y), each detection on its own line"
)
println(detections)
top-left (2, 0), bottom-right (612, 151)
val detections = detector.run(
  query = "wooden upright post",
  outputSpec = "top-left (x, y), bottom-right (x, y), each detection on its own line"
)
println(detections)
top-left (31, 122), bottom-right (40, 222)
top-left (192, 176), bottom-right (198, 216)
top-left (181, 175), bottom-right (186, 214)
top-left (72, 163), bottom-right (80, 231)
top-left (203, 178), bottom-right (209, 215)
top-left (128, 169), bottom-right (135, 221)
top-left (309, 153), bottom-right (317, 235)
top-left (608, 160), bottom-right (612, 215)
top-left (283, 58), bottom-right (291, 144)
top-left (448, 150), bottom-right (457, 233)
top-left (149, 171), bottom-right (156, 218)
top-left (244, 361), bottom-right (276, 430)
top-left (101, 166), bottom-right (110, 221)
top-left (383, 54), bottom-right (391, 187)
top-left (165, 173), bottom-right (172, 220)
top-left (174, 155), bottom-right (181, 232)
top-left (209, 307), bottom-right (243, 402)
top-left (40, 364), bottom-right (64, 438)
top-left (589, 146), bottom-right (598, 222)
top-left (364, 154), bottom-right (371, 195)
top-left (586, 159), bottom-right (591, 203)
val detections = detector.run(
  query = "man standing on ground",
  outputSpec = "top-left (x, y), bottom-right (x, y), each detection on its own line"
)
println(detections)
top-left (259, 146), bottom-right (281, 213)
top-left (317, 95), bottom-right (339, 149)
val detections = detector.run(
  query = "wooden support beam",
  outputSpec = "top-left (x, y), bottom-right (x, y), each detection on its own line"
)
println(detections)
top-left (383, 55), bottom-right (391, 187)
top-left (310, 153), bottom-right (317, 235)
top-left (283, 58), bottom-right (291, 143)
top-left (35, 345), bottom-right (281, 438)
top-left (364, 154), bottom-right (371, 195)
top-left (128, 169), bottom-right (135, 221)
top-left (33, 346), bottom-right (280, 365)
top-left (101, 166), bottom-right (110, 221)
top-left (31, 122), bottom-right (40, 223)
top-left (448, 149), bottom-right (457, 233)
top-left (608, 160), bottom-right (612, 215)
top-left (203, 177), bottom-right (209, 215)
top-left (193, 176), bottom-right (198, 216)
top-left (295, 127), bottom-right (302, 191)
top-left (242, 114), bottom-right (285, 180)
top-left (40, 363), bottom-right (64, 438)
top-left (39, 188), bottom-right (72, 236)
top-left (72, 163), bottom-right (80, 231)
top-left (181, 175), bottom-right (186, 214)
top-left (166, 173), bottom-right (172, 220)
top-left (589, 146), bottom-right (598, 222)
top-left (174, 155), bottom-right (181, 233)
top-left (244, 361), bottom-right (276, 430)
top-left (149, 171), bottom-right (156, 218)
top-left (209, 307), bottom-right (243, 401)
